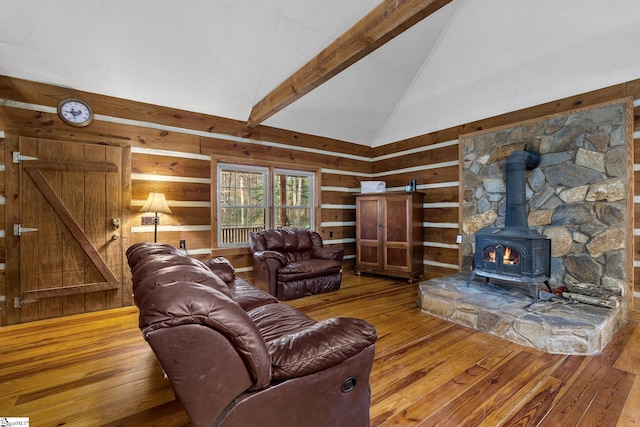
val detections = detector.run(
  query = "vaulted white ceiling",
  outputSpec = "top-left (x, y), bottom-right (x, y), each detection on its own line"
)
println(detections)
top-left (1, 0), bottom-right (640, 147)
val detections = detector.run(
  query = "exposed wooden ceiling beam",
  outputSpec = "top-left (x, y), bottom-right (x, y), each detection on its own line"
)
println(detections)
top-left (246, 0), bottom-right (453, 128)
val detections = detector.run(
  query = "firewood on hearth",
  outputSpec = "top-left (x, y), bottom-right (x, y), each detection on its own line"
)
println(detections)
top-left (562, 292), bottom-right (620, 309)
top-left (565, 282), bottom-right (622, 299)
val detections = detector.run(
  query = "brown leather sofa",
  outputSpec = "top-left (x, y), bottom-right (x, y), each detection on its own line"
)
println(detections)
top-left (127, 242), bottom-right (377, 427)
top-left (249, 228), bottom-right (344, 300)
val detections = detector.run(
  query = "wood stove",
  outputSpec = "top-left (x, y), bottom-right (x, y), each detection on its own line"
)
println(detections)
top-left (470, 150), bottom-right (551, 302)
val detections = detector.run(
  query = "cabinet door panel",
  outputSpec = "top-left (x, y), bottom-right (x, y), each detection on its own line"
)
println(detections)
top-left (356, 196), bottom-right (382, 268)
top-left (386, 247), bottom-right (408, 268)
top-left (359, 246), bottom-right (380, 266)
top-left (384, 198), bottom-right (409, 244)
top-left (358, 199), bottom-right (380, 240)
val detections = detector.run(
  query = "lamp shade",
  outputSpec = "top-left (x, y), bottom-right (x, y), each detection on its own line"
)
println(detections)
top-left (140, 192), bottom-right (172, 214)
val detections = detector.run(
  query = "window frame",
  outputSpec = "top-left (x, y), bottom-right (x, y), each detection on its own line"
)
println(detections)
top-left (216, 163), bottom-right (269, 248)
top-left (273, 168), bottom-right (315, 229)
top-left (214, 159), bottom-right (320, 248)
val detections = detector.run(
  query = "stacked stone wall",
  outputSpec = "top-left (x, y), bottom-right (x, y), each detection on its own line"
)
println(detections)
top-left (460, 102), bottom-right (629, 298)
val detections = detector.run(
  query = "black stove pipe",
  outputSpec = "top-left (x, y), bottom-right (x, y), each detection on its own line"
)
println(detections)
top-left (505, 150), bottom-right (541, 229)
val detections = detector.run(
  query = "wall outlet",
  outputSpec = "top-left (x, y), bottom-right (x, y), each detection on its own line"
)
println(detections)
top-left (179, 240), bottom-right (186, 249)
top-left (456, 234), bottom-right (462, 244)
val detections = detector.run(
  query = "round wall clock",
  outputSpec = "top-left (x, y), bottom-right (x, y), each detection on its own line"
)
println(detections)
top-left (57, 98), bottom-right (94, 127)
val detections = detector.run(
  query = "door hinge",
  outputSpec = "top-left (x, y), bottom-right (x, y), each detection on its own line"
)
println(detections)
top-left (12, 151), bottom-right (39, 163)
top-left (14, 224), bottom-right (40, 236)
top-left (14, 296), bottom-right (37, 308)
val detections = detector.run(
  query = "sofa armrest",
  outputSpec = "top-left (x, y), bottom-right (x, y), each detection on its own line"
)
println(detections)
top-left (267, 317), bottom-right (377, 380)
top-left (312, 246), bottom-right (344, 262)
top-left (252, 250), bottom-right (287, 265)
top-left (145, 324), bottom-right (254, 427)
top-left (252, 251), bottom-right (285, 297)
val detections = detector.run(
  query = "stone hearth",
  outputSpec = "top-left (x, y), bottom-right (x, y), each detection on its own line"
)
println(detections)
top-left (419, 273), bottom-right (623, 355)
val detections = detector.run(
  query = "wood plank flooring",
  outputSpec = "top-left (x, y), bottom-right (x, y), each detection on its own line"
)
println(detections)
top-left (0, 273), bottom-right (638, 426)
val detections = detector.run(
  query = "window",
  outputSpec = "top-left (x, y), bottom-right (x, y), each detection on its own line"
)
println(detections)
top-left (217, 164), bottom-right (315, 246)
top-left (274, 169), bottom-right (314, 229)
top-left (218, 165), bottom-right (267, 246)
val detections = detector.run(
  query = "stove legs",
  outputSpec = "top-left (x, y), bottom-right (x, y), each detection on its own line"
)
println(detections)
top-left (526, 280), bottom-right (552, 303)
top-left (528, 282), bottom-right (540, 303)
top-left (469, 270), bottom-right (550, 303)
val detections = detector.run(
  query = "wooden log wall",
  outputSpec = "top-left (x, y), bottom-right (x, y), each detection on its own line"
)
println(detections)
top-left (0, 76), bottom-right (370, 324)
top-left (371, 134), bottom-right (461, 280)
top-left (371, 80), bottom-right (640, 322)
top-left (0, 74), bottom-right (639, 324)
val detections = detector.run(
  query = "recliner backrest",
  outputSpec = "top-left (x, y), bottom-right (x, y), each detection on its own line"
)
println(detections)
top-left (133, 263), bottom-right (231, 308)
top-left (249, 228), bottom-right (324, 263)
top-left (126, 242), bottom-right (180, 269)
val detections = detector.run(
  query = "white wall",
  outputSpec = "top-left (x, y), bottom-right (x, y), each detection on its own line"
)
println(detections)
top-left (375, 0), bottom-right (640, 146)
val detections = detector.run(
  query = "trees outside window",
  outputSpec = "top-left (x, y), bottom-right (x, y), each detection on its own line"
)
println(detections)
top-left (217, 164), bottom-right (314, 246)
top-left (274, 170), bottom-right (312, 229)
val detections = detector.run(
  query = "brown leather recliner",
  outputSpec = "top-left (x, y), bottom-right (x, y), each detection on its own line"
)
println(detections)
top-left (127, 242), bottom-right (377, 427)
top-left (249, 228), bottom-right (344, 300)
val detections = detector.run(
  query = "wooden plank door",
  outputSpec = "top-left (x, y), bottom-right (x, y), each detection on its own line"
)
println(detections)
top-left (6, 137), bottom-right (125, 323)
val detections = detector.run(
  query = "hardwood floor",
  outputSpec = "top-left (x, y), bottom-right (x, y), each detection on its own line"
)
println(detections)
top-left (1, 273), bottom-right (638, 426)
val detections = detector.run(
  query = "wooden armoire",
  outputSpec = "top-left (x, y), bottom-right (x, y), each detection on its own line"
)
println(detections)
top-left (355, 192), bottom-right (424, 282)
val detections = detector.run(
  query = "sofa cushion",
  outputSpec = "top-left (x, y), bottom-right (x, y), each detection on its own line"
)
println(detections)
top-left (203, 256), bottom-right (236, 283)
top-left (247, 303), bottom-right (316, 342)
top-left (134, 264), bottom-right (231, 304)
top-left (277, 259), bottom-right (342, 281)
top-left (309, 231), bottom-right (323, 248)
top-left (131, 253), bottom-right (208, 278)
top-left (255, 228), bottom-right (317, 255)
top-left (228, 278), bottom-right (278, 311)
top-left (312, 246), bottom-right (344, 262)
top-left (281, 228), bottom-right (313, 252)
top-left (277, 274), bottom-right (342, 301)
top-left (263, 230), bottom-right (285, 251)
top-left (267, 317), bottom-right (378, 380)
top-left (131, 255), bottom-right (212, 299)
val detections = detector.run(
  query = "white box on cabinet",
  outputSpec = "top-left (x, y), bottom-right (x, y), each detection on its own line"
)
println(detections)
top-left (360, 181), bottom-right (386, 193)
